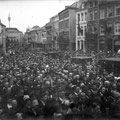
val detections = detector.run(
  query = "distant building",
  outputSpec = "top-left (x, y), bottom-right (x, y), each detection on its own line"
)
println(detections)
top-left (0, 21), bottom-right (6, 55)
top-left (6, 28), bottom-right (24, 50)
top-left (58, 6), bottom-right (78, 51)
top-left (50, 14), bottom-right (59, 50)
top-left (25, 25), bottom-right (45, 50)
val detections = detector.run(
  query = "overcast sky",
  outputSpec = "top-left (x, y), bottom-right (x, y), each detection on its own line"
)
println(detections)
top-left (0, 0), bottom-right (78, 33)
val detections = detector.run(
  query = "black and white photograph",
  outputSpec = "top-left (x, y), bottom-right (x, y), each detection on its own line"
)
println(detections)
top-left (0, 0), bottom-right (120, 120)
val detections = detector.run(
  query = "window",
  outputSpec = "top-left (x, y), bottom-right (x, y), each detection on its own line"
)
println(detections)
top-left (64, 11), bottom-right (69, 18)
top-left (89, 2), bottom-right (93, 8)
top-left (78, 23), bottom-right (80, 36)
top-left (88, 25), bottom-right (93, 33)
top-left (94, 9), bottom-right (98, 20)
top-left (115, 5), bottom-right (120, 16)
top-left (84, 26), bottom-right (87, 36)
top-left (94, 1), bottom-right (98, 7)
top-left (77, 41), bottom-right (80, 50)
top-left (78, 14), bottom-right (80, 22)
top-left (93, 24), bottom-right (97, 33)
top-left (107, 6), bottom-right (114, 17)
top-left (114, 22), bottom-right (120, 35)
top-left (66, 20), bottom-right (69, 28)
top-left (107, 23), bottom-right (112, 35)
top-left (100, 24), bottom-right (105, 35)
top-left (100, 8), bottom-right (105, 19)
top-left (89, 10), bottom-right (93, 21)
top-left (85, 12), bottom-right (87, 21)
top-left (81, 13), bottom-right (83, 21)
top-left (80, 26), bottom-right (83, 36)
top-left (66, 31), bottom-right (69, 38)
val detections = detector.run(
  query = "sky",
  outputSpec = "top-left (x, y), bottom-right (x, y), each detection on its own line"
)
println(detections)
top-left (0, 0), bottom-right (78, 33)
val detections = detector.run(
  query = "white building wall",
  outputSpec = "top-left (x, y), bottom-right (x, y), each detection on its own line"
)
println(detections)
top-left (76, 9), bottom-right (87, 52)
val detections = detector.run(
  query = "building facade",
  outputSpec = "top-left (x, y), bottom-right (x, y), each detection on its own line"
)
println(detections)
top-left (50, 14), bottom-right (59, 50)
top-left (86, 0), bottom-right (99, 52)
top-left (45, 22), bottom-right (52, 51)
top-left (85, 0), bottom-right (120, 52)
top-left (6, 28), bottom-right (24, 51)
top-left (58, 7), bottom-right (78, 51)
top-left (76, 1), bottom-right (87, 52)
top-left (98, 0), bottom-right (120, 52)
top-left (0, 22), bottom-right (6, 55)
top-left (41, 27), bottom-right (47, 50)
top-left (25, 26), bottom-right (45, 51)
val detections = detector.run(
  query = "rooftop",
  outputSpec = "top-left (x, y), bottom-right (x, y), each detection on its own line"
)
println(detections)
top-left (6, 28), bottom-right (22, 33)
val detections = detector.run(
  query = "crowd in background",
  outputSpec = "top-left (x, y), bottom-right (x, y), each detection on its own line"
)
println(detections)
top-left (0, 48), bottom-right (120, 120)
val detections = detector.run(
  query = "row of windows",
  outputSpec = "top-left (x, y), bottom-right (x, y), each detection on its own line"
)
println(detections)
top-left (89, 1), bottom-right (98, 8)
top-left (77, 12), bottom-right (87, 22)
top-left (77, 25), bottom-right (87, 36)
top-left (100, 22), bottom-right (120, 35)
top-left (87, 5), bottom-right (120, 21)
top-left (77, 22), bottom-right (120, 36)
top-left (59, 19), bottom-right (69, 29)
top-left (59, 31), bottom-right (69, 38)
top-left (88, 24), bottom-right (97, 33)
top-left (89, 9), bottom-right (98, 21)
top-left (59, 11), bottom-right (69, 20)
top-left (87, 22), bottom-right (120, 35)
top-left (100, 5), bottom-right (120, 19)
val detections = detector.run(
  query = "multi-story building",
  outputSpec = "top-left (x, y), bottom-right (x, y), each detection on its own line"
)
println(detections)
top-left (0, 21), bottom-right (6, 55)
top-left (76, 0), bottom-right (87, 52)
top-left (50, 14), bottom-right (59, 50)
top-left (6, 27), bottom-right (24, 50)
top-left (86, 0), bottom-right (99, 52)
top-left (85, 0), bottom-right (120, 52)
top-left (58, 6), bottom-right (78, 51)
top-left (25, 26), bottom-right (45, 50)
top-left (98, 0), bottom-right (120, 52)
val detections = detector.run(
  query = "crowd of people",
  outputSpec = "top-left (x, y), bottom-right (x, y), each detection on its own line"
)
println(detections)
top-left (0, 48), bottom-right (120, 120)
